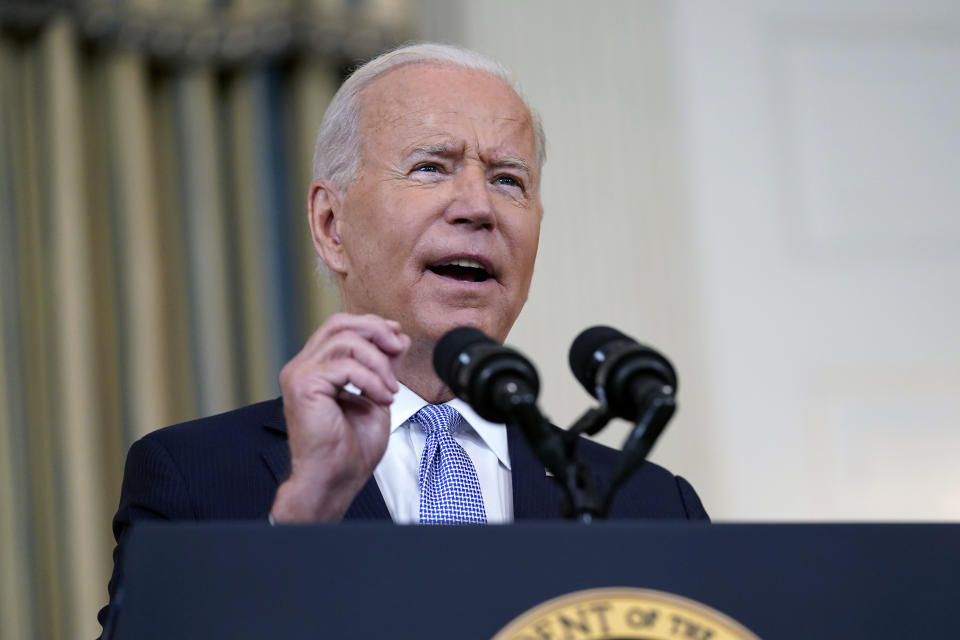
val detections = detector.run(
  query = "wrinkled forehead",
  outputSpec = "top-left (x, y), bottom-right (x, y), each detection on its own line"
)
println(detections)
top-left (355, 63), bottom-right (539, 168)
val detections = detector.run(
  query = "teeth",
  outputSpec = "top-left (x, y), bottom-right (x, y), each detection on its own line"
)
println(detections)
top-left (444, 258), bottom-right (485, 270)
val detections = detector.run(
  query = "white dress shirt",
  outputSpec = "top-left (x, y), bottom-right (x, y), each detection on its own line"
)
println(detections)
top-left (372, 383), bottom-right (513, 523)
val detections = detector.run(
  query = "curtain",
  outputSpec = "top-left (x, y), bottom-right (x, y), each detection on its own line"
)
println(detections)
top-left (0, 1), bottom-right (414, 638)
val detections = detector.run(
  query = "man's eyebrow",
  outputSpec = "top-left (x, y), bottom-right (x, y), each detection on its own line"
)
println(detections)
top-left (490, 156), bottom-right (532, 175)
top-left (405, 143), bottom-right (462, 159)
top-left (404, 145), bottom-right (533, 176)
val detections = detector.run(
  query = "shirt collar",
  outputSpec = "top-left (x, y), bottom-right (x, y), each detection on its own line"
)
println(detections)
top-left (390, 383), bottom-right (512, 471)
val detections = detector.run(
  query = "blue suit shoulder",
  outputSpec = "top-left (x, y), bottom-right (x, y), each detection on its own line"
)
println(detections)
top-left (574, 436), bottom-right (709, 521)
top-left (141, 396), bottom-right (284, 453)
top-left (119, 397), bottom-right (286, 524)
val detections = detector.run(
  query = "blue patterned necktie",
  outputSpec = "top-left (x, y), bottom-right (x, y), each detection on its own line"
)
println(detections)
top-left (411, 404), bottom-right (487, 524)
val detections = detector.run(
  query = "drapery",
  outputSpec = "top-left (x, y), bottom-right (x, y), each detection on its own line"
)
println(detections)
top-left (0, 1), bottom-right (413, 637)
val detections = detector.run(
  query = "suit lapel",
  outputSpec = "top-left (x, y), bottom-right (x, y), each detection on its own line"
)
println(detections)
top-left (260, 397), bottom-right (391, 521)
top-left (343, 476), bottom-right (391, 519)
top-left (507, 423), bottom-right (565, 519)
top-left (260, 399), bottom-right (291, 484)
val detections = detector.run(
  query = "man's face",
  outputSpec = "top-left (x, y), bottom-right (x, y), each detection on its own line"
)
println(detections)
top-left (323, 63), bottom-right (542, 346)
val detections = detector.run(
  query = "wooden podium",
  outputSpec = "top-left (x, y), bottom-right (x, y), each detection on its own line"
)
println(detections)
top-left (106, 521), bottom-right (960, 639)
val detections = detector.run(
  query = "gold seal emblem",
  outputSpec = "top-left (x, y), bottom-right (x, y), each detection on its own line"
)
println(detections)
top-left (493, 587), bottom-right (761, 640)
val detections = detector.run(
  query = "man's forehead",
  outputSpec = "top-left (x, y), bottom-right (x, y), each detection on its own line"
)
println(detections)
top-left (355, 69), bottom-right (536, 174)
top-left (360, 61), bottom-right (519, 103)
top-left (369, 105), bottom-right (532, 137)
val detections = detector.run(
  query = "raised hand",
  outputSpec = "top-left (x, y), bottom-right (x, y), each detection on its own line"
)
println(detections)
top-left (270, 313), bottom-right (410, 522)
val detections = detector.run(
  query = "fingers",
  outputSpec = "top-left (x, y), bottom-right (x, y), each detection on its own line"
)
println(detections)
top-left (302, 312), bottom-right (407, 360)
top-left (281, 357), bottom-right (393, 407)
top-left (283, 312), bottom-right (410, 404)
top-left (320, 331), bottom-right (399, 394)
top-left (323, 358), bottom-right (397, 406)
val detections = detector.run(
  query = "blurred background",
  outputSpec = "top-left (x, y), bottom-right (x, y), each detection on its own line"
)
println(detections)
top-left (1, 0), bottom-right (958, 638)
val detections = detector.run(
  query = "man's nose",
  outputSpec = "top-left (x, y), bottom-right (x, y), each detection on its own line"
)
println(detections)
top-left (444, 166), bottom-right (495, 229)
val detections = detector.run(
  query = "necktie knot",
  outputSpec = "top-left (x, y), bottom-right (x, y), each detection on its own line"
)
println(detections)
top-left (411, 403), bottom-right (463, 436)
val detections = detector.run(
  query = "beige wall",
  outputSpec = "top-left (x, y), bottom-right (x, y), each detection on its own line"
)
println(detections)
top-left (440, 0), bottom-right (715, 508)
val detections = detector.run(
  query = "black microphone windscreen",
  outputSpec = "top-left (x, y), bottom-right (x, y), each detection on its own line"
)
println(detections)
top-left (568, 325), bottom-right (628, 391)
top-left (433, 327), bottom-right (495, 387)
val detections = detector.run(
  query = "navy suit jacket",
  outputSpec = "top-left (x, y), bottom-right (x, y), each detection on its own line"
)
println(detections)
top-left (99, 397), bottom-right (708, 630)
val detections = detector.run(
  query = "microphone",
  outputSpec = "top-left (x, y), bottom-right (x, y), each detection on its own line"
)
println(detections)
top-left (568, 326), bottom-right (676, 421)
top-left (434, 328), bottom-right (599, 518)
top-left (569, 326), bottom-right (678, 511)
top-left (433, 327), bottom-right (540, 423)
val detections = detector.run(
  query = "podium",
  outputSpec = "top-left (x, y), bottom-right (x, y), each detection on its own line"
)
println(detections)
top-left (108, 521), bottom-right (960, 639)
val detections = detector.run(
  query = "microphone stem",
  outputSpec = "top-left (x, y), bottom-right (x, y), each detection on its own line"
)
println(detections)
top-left (601, 393), bottom-right (675, 516)
top-left (503, 393), bottom-right (602, 521)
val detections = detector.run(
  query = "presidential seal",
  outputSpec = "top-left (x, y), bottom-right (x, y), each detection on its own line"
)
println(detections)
top-left (493, 587), bottom-right (761, 640)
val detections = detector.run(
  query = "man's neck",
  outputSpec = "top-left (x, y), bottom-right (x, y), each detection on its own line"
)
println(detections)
top-left (394, 341), bottom-right (454, 404)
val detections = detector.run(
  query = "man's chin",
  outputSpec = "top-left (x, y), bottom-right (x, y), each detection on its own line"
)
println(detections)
top-left (423, 313), bottom-right (509, 345)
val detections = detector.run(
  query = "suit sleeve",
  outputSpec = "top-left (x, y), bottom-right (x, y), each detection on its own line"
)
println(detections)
top-left (98, 435), bottom-right (196, 635)
top-left (675, 475), bottom-right (709, 521)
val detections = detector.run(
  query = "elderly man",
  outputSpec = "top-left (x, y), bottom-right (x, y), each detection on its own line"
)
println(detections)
top-left (99, 42), bottom-right (707, 631)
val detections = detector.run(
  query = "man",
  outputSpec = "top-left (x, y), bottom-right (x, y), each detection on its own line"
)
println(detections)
top-left (99, 42), bottom-right (707, 631)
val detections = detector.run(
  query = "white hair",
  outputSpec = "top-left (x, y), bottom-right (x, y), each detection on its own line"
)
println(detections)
top-left (311, 42), bottom-right (547, 190)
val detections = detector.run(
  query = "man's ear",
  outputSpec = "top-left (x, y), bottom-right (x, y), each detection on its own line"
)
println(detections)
top-left (308, 179), bottom-right (348, 275)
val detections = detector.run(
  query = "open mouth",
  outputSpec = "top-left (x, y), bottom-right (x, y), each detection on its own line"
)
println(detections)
top-left (427, 257), bottom-right (494, 283)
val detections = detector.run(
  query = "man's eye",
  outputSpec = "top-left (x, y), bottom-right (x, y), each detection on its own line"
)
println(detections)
top-left (494, 174), bottom-right (523, 189)
top-left (413, 163), bottom-right (441, 173)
